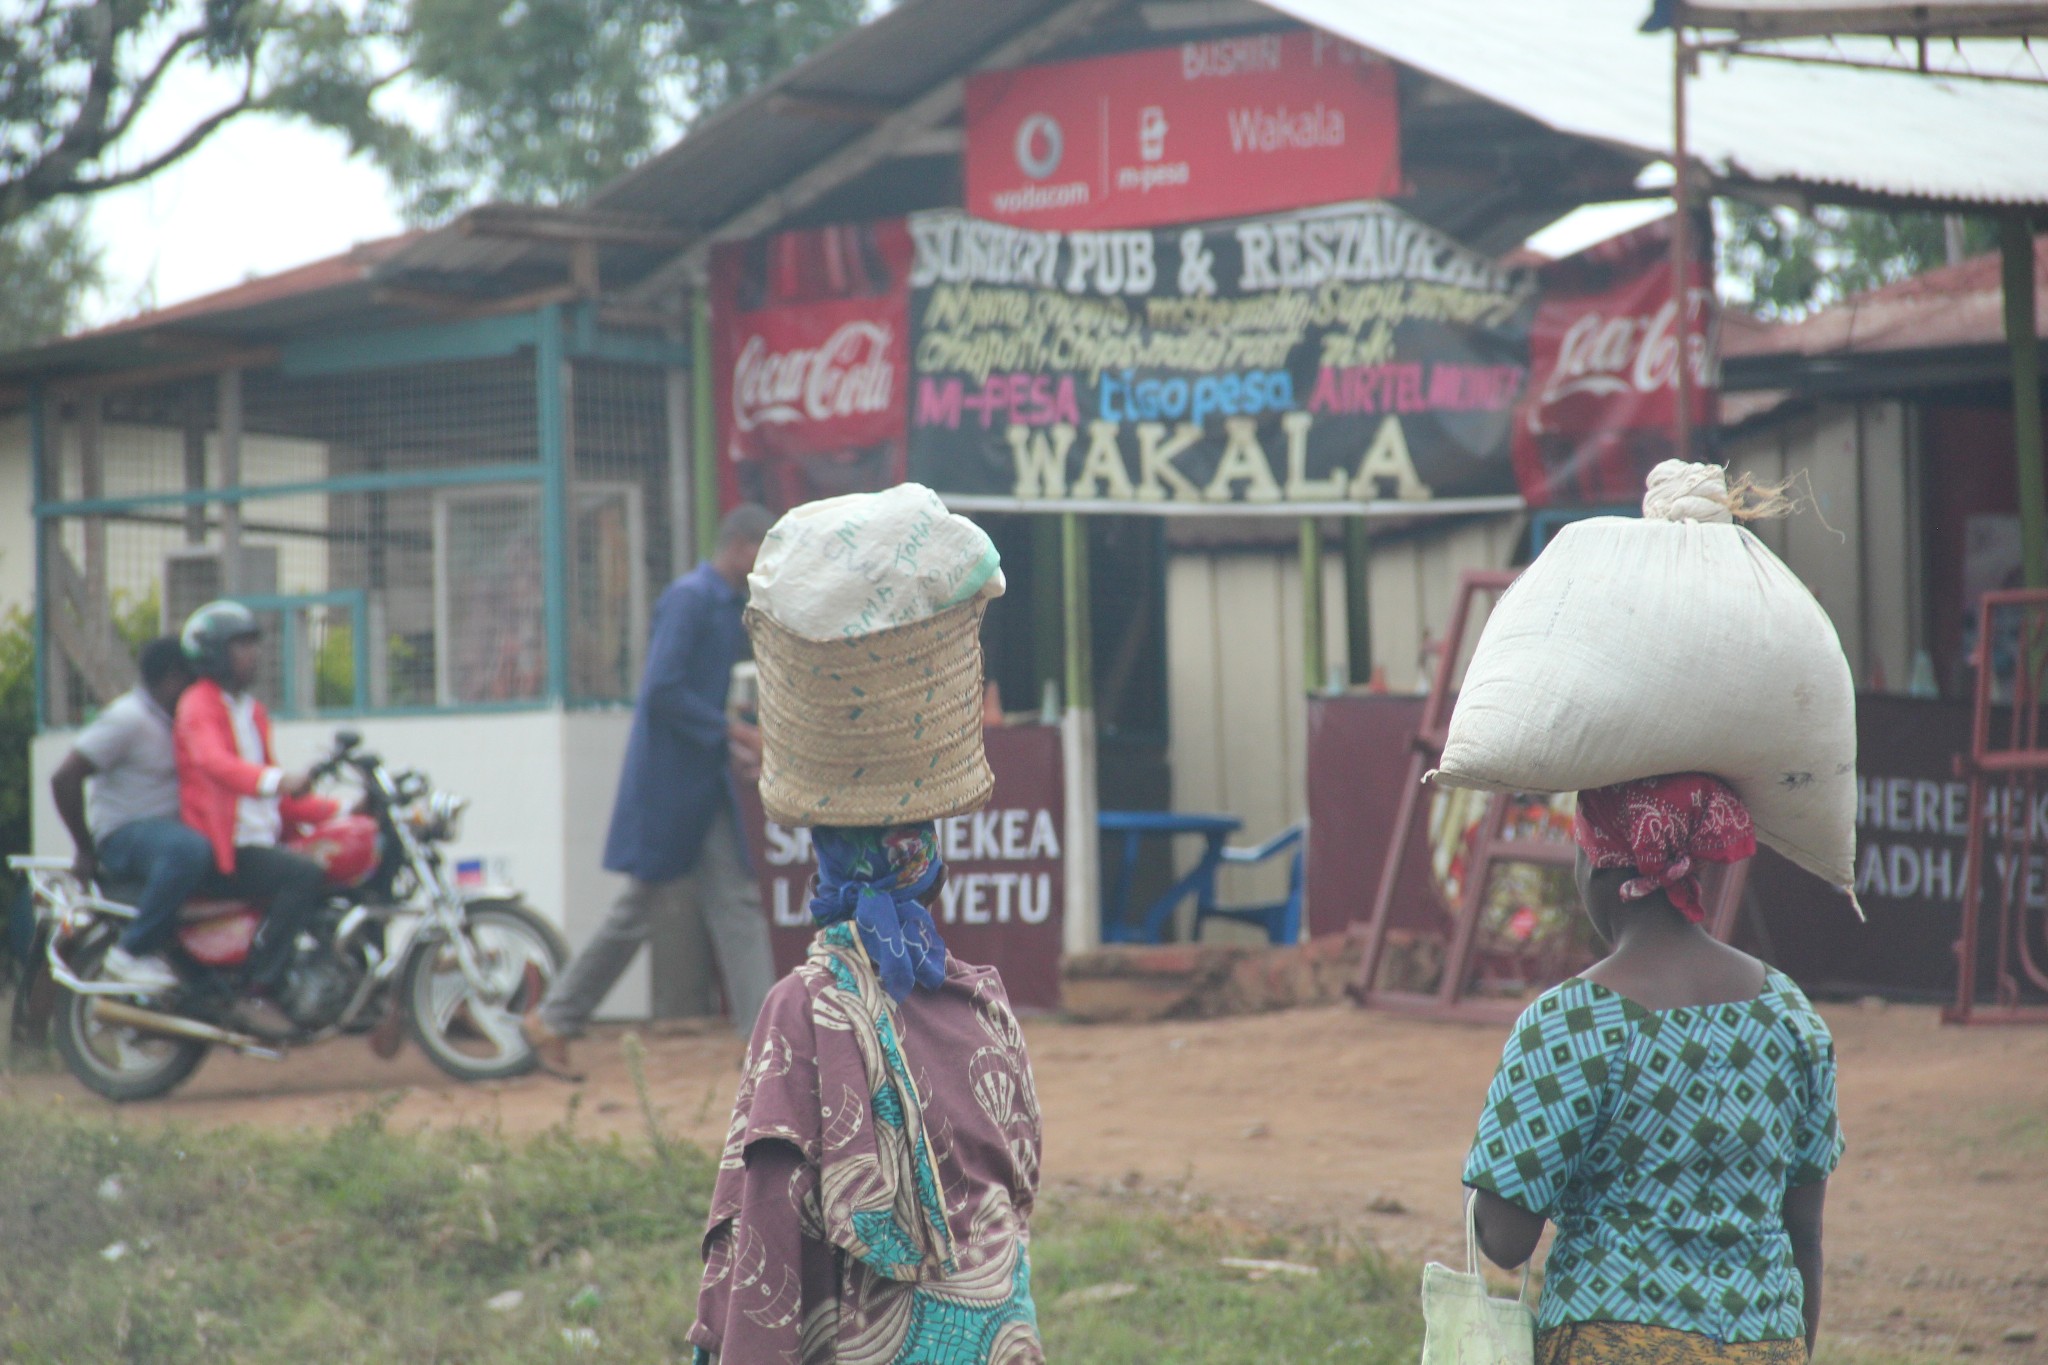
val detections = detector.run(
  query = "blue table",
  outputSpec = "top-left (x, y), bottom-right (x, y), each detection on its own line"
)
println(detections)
top-left (1097, 810), bottom-right (1243, 944)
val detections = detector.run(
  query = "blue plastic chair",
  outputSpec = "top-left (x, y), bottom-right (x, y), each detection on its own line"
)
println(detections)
top-left (1192, 823), bottom-right (1306, 945)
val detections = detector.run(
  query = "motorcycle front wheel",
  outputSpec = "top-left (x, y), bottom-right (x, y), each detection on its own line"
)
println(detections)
top-left (51, 933), bottom-right (209, 1102)
top-left (400, 899), bottom-right (566, 1083)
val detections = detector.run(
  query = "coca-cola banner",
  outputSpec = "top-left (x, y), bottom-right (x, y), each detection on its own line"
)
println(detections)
top-left (711, 220), bottom-right (913, 512)
top-left (964, 32), bottom-right (1400, 234)
top-left (906, 202), bottom-right (1536, 512)
top-left (1511, 215), bottom-right (1718, 507)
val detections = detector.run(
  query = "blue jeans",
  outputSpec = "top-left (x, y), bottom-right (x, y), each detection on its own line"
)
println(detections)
top-left (97, 818), bottom-right (215, 956)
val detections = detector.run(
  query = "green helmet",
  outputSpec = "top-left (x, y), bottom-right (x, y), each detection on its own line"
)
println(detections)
top-left (181, 600), bottom-right (259, 683)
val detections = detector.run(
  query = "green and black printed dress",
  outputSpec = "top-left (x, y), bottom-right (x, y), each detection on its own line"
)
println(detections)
top-left (1463, 970), bottom-right (1844, 1362)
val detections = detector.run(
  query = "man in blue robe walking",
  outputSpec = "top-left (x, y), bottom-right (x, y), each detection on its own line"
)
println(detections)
top-left (523, 505), bottom-right (779, 1080)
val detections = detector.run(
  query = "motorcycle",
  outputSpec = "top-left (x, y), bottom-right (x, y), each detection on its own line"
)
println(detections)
top-left (8, 730), bottom-right (567, 1101)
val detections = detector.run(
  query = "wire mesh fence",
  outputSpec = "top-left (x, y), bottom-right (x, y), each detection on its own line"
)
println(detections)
top-left (36, 348), bottom-right (678, 725)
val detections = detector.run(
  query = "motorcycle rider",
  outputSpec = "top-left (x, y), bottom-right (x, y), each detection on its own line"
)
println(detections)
top-left (48, 637), bottom-right (215, 993)
top-left (174, 602), bottom-right (337, 1015)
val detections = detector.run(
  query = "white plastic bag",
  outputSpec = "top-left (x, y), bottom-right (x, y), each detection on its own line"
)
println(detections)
top-left (1432, 462), bottom-right (1857, 894)
top-left (1420, 1194), bottom-right (1535, 1365)
top-left (747, 483), bottom-right (1005, 642)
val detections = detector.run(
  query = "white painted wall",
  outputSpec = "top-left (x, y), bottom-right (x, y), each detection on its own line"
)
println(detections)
top-left (31, 705), bottom-right (662, 1022)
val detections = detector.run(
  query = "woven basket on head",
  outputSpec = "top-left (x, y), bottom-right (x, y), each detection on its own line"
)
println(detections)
top-left (745, 599), bottom-right (993, 827)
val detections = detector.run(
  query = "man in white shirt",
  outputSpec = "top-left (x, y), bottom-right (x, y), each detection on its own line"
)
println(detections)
top-left (49, 638), bottom-right (215, 992)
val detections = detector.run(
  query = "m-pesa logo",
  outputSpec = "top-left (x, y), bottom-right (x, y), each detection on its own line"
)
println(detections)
top-left (965, 32), bottom-right (1398, 233)
top-left (731, 322), bottom-right (895, 433)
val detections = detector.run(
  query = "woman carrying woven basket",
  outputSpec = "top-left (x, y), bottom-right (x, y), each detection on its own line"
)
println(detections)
top-left (1462, 775), bottom-right (1843, 1365)
top-left (689, 487), bottom-right (1042, 1365)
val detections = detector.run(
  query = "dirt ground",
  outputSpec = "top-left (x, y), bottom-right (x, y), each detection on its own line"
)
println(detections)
top-left (8, 999), bottom-right (2044, 1361)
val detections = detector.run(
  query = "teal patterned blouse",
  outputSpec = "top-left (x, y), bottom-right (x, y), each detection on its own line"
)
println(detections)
top-left (1463, 970), bottom-right (1844, 1344)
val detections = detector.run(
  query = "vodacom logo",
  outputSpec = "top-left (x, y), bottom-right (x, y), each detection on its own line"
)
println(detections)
top-left (732, 322), bottom-right (895, 433)
top-left (1540, 290), bottom-right (1716, 407)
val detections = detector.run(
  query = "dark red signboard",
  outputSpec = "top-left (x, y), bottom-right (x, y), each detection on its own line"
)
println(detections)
top-left (1511, 216), bottom-right (1718, 507)
top-left (710, 220), bottom-right (913, 512)
top-left (1306, 693), bottom-right (2017, 1003)
top-left (964, 32), bottom-right (1400, 233)
top-left (735, 724), bottom-right (1066, 1010)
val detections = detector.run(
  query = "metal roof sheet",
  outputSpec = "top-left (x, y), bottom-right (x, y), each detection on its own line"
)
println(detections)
top-left (1266, 0), bottom-right (2048, 207)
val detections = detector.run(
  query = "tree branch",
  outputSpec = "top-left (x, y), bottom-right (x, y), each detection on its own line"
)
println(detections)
top-left (102, 23), bottom-right (214, 148)
top-left (27, 2), bottom-right (125, 196)
top-left (51, 62), bottom-right (264, 199)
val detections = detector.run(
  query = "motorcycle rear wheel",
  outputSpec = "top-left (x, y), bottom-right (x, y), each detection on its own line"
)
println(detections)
top-left (400, 899), bottom-right (566, 1083)
top-left (52, 935), bottom-right (209, 1102)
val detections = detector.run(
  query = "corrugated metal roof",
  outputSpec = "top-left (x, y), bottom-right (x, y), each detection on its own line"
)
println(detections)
top-left (1667, 1), bottom-right (2048, 38)
top-left (1724, 233), bottom-right (2048, 357)
top-left (1266, 0), bottom-right (2048, 207)
top-left (588, 0), bottom-right (1074, 229)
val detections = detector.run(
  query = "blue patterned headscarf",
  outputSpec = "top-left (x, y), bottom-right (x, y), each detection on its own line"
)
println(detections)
top-left (808, 824), bottom-right (949, 1002)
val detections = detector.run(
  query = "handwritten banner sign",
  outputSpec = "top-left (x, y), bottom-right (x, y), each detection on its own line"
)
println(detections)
top-left (905, 202), bottom-right (1537, 513)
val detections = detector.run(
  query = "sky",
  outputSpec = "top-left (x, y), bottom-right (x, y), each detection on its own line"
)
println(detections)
top-left (75, 47), bottom-right (1667, 330)
top-left (77, 56), bottom-right (420, 329)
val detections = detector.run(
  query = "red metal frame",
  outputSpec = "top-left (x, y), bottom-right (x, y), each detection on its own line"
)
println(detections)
top-left (1347, 570), bottom-right (1747, 1021)
top-left (1946, 586), bottom-right (2048, 1026)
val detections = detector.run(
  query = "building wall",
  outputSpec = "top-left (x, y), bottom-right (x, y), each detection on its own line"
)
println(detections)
top-left (1724, 400), bottom-right (1923, 693)
top-left (31, 706), bottom-right (670, 1023)
top-left (1164, 513), bottom-right (1521, 926)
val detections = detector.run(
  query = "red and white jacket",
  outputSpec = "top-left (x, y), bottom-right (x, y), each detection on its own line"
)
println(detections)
top-left (174, 678), bottom-right (338, 874)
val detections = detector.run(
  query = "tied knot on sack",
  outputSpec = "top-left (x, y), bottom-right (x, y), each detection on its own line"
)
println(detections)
top-left (1641, 459), bottom-right (1802, 525)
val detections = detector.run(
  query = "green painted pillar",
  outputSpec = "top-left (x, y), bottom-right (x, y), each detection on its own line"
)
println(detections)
top-left (1061, 512), bottom-right (1093, 712)
top-left (1032, 515), bottom-right (1064, 710)
top-left (692, 292), bottom-right (720, 565)
top-left (536, 303), bottom-right (570, 702)
top-left (1344, 516), bottom-right (1372, 687)
top-left (1300, 517), bottom-right (1325, 693)
top-left (2004, 216), bottom-right (2046, 589)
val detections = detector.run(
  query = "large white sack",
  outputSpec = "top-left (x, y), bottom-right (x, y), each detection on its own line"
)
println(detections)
top-left (1431, 462), bottom-right (1857, 894)
top-left (749, 483), bottom-right (1005, 642)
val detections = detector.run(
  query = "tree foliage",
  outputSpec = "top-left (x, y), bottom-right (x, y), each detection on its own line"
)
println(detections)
top-left (387, 0), bottom-right (867, 217)
top-left (0, 209), bottom-right (103, 351)
top-left (1717, 201), bottom-right (2001, 319)
top-left (0, 0), bottom-right (406, 233)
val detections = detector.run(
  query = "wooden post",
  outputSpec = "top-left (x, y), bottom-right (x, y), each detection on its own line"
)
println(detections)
top-left (217, 368), bottom-right (244, 593)
top-left (1299, 517), bottom-right (1325, 692)
top-left (2004, 216), bottom-right (2046, 589)
top-left (1670, 30), bottom-right (1693, 464)
top-left (1344, 516), bottom-right (1373, 687)
top-left (79, 390), bottom-right (105, 621)
top-left (181, 388), bottom-right (207, 545)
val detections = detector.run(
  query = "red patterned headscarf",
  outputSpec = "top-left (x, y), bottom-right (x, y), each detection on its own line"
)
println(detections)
top-left (1573, 774), bottom-right (1757, 924)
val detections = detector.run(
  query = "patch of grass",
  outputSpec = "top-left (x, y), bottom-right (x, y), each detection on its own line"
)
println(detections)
top-left (1032, 1194), bottom-right (1421, 1365)
top-left (0, 1098), bottom-right (1925, 1364)
top-left (0, 1097), bottom-right (717, 1362)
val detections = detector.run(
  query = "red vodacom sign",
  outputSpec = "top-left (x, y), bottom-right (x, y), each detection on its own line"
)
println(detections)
top-left (964, 32), bottom-right (1400, 233)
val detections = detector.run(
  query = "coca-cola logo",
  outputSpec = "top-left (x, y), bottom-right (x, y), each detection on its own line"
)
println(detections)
top-left (1537, 288), bottom-right (1717, 408)
top-left (732, 321), bottom-right (895, 433)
